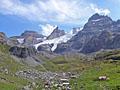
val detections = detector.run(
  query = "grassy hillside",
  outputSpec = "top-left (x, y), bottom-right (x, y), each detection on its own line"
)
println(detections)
top-left (70, 60), bottom-right (120, 90)
top-left (0, 44), bottom-right (34, 90)
top-left (0, 44), bottom-right (120, 90)
top-left (37, 51), bottom-right (120, 90)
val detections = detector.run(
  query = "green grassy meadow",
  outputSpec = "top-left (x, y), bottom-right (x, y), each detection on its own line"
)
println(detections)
top-left (0, 44), bottom-right (120, 90)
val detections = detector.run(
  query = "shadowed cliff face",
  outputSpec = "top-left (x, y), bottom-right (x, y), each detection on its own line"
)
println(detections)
top-left (9, 46), bottom-right (37, 58)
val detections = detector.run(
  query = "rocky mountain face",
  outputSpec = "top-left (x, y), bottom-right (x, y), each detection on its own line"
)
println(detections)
top-left (9, 46), bottom-right (37, 58)
top-left (3, 13), bottom-right (120, 55)
top-left (21, 31), bottom-right (44, 38)
top-left (21, 31), bottom-right (45, 45)
top-left (81, 31), bottom-right (113, 53)
top-left (34, 26), bottom-right (76, 52)
top-left (83, 13), bottom-right (113, 32)
top-left (9, 46), bottom-right (42, 66)
top-left (7, 36), bottom-right (20, 46)
top-left (55, 13), bottom-right (120, 54)
top-left (47, 27), bottom-right (65, 40)
top-left (8, 31), bottom-right (46, 46)
top-left (0, 32), bottom-right (7, 44)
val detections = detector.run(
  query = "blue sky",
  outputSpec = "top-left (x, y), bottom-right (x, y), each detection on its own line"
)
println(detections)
top-left (0, 0), bottom-right (120, 37)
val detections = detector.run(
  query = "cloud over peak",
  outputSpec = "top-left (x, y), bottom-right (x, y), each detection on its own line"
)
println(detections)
top-left (0, 0), bottom-right (110, 24)
top-left (39, 24), bottom-right (57, 36)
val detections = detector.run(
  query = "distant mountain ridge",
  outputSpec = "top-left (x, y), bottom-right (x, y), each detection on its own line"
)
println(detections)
top-left (1, 13), bottom-right (120, 54)
top-left (55, 13), bottom-right (120, 54)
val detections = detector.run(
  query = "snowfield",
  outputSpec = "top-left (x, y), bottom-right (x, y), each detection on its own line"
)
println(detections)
top-left (34, 33), bottom-right (75, 51)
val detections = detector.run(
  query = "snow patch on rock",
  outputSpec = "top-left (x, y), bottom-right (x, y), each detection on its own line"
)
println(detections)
top-left (34, 33), bottom-right (75, 51)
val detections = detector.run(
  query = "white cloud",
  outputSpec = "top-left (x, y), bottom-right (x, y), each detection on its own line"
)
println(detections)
top-left (90, 4), bottom-right (110, 15)
top-left (39, 24), bottom-right (57, 36)
top-left (0, 0), bottom-right (110, 24)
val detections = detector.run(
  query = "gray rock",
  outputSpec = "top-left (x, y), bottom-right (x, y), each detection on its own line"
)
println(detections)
top-left (0, 32), bottom-right (7, 44)
top-left (47, 27), bottom-right (65, 40)
top-left (9, 46), bottom-right (37, 58)
top-left (55, 13), bottom-right (120, 54)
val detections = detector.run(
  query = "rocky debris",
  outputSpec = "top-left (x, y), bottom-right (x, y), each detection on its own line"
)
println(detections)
top-left (15, 69), bottom-right (78, 90)
top-left (22, 82), bottom-right (38, 90)
top-left (0, 77), bottom-right (7, 82)
top-left (15, 69), bottom-right (78, 81)
top-left (22, 85), bottom-right (33, 90)
top-left (0, 67), bottom-right (9, 75)
top-left (15, 69), bottom-right (57, 80)
top-left (0, 32), bottom-right (7, 44)
top-left (9, 46), bottom-right (37, 58)
top-left (47, 27), bottom-right (65, 40)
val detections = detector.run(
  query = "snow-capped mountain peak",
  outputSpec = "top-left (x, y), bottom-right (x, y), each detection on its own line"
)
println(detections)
top-left (34, 32), bottom-right (76, 51)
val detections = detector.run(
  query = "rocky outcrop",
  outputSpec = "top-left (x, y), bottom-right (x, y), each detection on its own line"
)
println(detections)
top-left (47, 27), bottom-right (65, 40)
top-left (9, 46), bottom-right (42, 66)
top-left (0, 32), bottom-right (7, 44)
top-left (9, 46), bottom-right (37, 58)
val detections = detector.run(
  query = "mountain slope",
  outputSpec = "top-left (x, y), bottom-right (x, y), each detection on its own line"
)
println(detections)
top-left (55, 13), bottom-right (120, 54)
top-left (46, 26), bottom-right (65, 40)
top-left (34, 32), bottom-right (75, 52)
